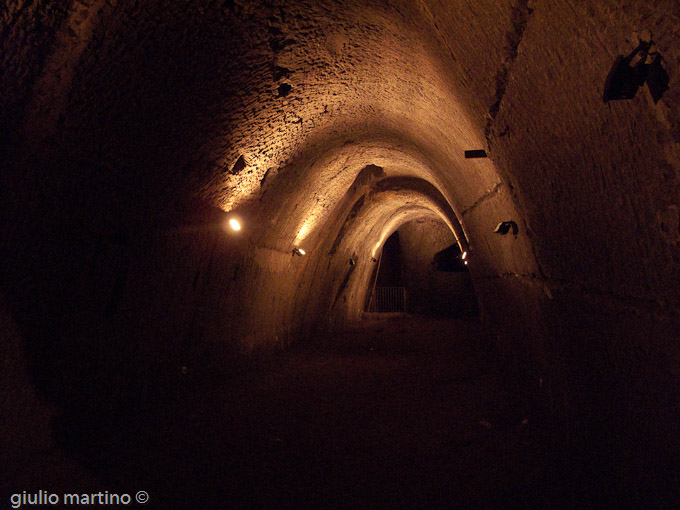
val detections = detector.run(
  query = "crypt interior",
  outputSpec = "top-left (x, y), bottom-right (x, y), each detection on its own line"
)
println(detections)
top-left (1, 1), bottom-right (679, 508)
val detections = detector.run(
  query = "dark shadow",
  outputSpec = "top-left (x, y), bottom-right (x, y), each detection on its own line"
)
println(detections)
top-left (432, 243), bottom-right (468, 272)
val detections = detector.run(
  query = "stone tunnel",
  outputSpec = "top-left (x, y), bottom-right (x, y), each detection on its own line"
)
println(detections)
top-left (1, 1), bottom-right (679, 507)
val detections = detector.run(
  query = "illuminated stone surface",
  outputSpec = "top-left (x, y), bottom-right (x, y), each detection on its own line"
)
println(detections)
top-left (1, 0), bottom-right (679, 505)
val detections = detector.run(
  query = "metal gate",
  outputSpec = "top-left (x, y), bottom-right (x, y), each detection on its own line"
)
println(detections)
top-left (368, 286), bottom-right (407, 313)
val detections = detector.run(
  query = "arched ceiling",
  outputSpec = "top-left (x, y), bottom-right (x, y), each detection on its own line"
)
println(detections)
top-left (2, 0), bottom-right (679, 430)
top-left (3, 4), bottom-right (680, 485)
top-left (3, 0), bottom-right (530, 359)
top-left (5, 0), bottom-right (507, 227)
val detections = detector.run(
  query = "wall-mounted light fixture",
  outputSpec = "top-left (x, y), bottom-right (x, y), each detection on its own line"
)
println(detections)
top-left (494, 221), bottom-right (518, 235)
top-left (224, 215), bottom-right (243, 233)
top-left (647, 53), bottom-right (670, 103)
top-left (603, 37), bottom-right (669, 103)
top-left (603, 41), bottom-right (650, 102)
top-left (292, 247), bottom-right (306, 257)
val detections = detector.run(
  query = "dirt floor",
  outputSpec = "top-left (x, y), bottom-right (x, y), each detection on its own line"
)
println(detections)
top-left (8, 316), bottom-right (581, 509)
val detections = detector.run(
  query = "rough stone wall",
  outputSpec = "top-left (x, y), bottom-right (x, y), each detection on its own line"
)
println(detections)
top-left (1, 0), bottom-right (679, 500)
top-left (476, 2), bottom-right (680, 497)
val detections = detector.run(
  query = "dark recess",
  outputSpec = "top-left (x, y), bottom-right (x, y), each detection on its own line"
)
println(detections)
top-left (433, 243), bottom-right (468, 272)
top-left (277, 83), bottom-right (293, 97)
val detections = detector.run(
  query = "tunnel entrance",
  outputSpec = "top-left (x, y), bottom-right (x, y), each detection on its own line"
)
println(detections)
top-left (365, 219), bottom-right (479, 317)
top-left (366, 231), bottom-right (406, 313)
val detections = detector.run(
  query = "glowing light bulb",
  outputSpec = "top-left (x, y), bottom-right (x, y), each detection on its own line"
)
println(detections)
top-left (228, 218), bottom-right (241, 231)
top-left (462, 251), bottom-right (467, 260)
top-left (297, 248), bottom-right (306, 256)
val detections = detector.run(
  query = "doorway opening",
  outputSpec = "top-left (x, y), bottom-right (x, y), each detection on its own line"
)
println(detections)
top-left (366, 231), bottom-right (406, 312)
top-left (365, 218), bottom-right (478, 317)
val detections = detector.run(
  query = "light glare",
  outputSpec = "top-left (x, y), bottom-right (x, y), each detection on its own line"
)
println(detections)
top-left (462, 251), bottom-right (467, 260)
top-left (229, 218), bottom-right (241, 231)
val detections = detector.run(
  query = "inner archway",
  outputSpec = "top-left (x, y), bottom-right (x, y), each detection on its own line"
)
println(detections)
top-left (365, 218), bottom-right (478, 317)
